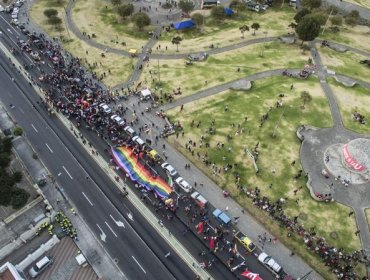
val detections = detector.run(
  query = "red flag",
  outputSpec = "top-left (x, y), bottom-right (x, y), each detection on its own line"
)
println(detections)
top-left (196, 221), bottom-right (204, 234)
top-left (209, 237), bottom-right (215, 251)
top-left (241, 270), bottom-right (262, 280)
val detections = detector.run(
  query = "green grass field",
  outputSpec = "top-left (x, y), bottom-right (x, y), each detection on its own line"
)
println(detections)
top-left (167, 76), bottom-right (365, 279)
top-left (140, 41), bottom-right (310, 101)
top-left (328, 78), bottom-right (370, 134)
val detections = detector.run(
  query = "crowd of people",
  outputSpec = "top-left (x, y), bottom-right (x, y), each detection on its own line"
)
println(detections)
top-left (178, 118), bottom-right (368, 279)
top-left (14, 24), bottom-right (369, 280)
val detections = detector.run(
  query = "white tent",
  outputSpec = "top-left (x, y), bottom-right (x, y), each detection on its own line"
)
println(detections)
top-left (140, 88), bottom-right (151, 100)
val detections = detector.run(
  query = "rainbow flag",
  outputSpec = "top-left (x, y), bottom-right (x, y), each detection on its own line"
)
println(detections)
top-left (111, 146), bottom-right (173, 199)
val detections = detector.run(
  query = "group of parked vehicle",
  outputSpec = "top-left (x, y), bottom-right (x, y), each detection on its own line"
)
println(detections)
top-left (1, 0), bottom-right (25, 27)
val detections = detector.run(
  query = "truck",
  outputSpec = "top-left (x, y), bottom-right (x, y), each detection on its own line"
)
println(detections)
top-left (247, 2), bottom-right (260, 12)
top-left (234, 231), bottom-right (256, 252)
top-left (212, 209), bottom-right (231, 226)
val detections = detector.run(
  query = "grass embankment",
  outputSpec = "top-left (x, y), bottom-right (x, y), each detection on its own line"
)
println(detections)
top-left (139, 41), bottom-right (310, 101)
top-left (29, 0), bottom-right (135, 87)
top-left (167, 76), bottom-right (365, 279)
top-left (154, 5), bottom-right (296, 54)
top-left (72, 0), bottom-right (149, 51)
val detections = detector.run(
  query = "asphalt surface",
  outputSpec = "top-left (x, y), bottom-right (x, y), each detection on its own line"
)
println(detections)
top-left (0, 14), bottom-right (243, 280)
top-left (0, 49), bottom-right (194, 280)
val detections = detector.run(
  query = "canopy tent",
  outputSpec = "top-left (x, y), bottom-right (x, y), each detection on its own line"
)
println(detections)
top-left (141, 88), bottom-right (151, 98)
top-left (111, 146), bottom-right (173, 199)
top-left (224, 7), bottom-right (234, 16)
top-left (173, 20), bottom-right (195, 30)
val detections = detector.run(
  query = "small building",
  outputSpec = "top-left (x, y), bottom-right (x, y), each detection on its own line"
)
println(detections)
top-left (140, 88), bottom-right (152, 101)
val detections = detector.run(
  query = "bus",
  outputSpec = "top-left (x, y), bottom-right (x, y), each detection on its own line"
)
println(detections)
top-left (201, 0), bottom-right (220, 9)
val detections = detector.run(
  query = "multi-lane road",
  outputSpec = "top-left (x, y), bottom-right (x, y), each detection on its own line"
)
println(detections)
top-left (0, 10), bottom-right (277, 280)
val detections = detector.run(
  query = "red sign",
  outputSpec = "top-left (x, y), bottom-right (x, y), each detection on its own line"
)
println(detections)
top-left (343, 144), bottom-right (365, 171)
top-left (241, 270), bottom-right (262, 280)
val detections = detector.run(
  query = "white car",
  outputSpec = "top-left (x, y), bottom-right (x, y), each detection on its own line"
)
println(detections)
top-left (110, 115), bottom-right (125, 126)
top-left (175, 177), bottom-right (193, 193)
top-left (161, 162), bottom-right (177, 177)
top-left (0, 5), bottom-right (5, 12)
top-left (258, 252), bottom-right (282, 274)
top-left (11, 13), bottom-right (18, 19)
top-left (98, 103), bottom-right (112, 114)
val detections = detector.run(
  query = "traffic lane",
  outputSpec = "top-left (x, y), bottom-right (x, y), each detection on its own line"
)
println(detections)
top-left (0, 61), bottom-right (179, 280)
top-left (79, 127), bottom-right (237, 280)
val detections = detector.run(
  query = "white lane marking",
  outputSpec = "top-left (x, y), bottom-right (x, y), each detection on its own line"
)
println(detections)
top-left (62, 166), bottom-right (73, 179)
top-left (127, 212), bottom-right (134, 221)
top-left (105, 221), bottom-right (117, 237)
top-left (110, 214), bottom-right (125, 228)
top-left (31, 124), bottom-right (38, 132)
top-left (7, 28), bottom-right (12, 34)
top-left (58, 172), bottom-right (62, 176)
top-left (82, 192), bottom-right (93, 206)
top-left (45, 143), bottom-right (53, 153)
top-left (96, 224), bottom-right (107, 242)
top-left (0, 15), bottom-right (21, 36)
top-left (19, 107), bottom-right (24, 114)
top-left (132, 256), bottom-right (146, 274)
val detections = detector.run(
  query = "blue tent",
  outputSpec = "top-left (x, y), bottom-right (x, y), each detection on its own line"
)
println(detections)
top-left (224, 7), bottom-right (234, 16)
top-left (173, 20), bottom-right (195, 30)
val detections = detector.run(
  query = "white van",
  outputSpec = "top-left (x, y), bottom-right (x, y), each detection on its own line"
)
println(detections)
top-left (110, 115), bottom-right (125, 126)
top-left (132, 136), bottom-right (145, 146)
top-left (124, 126), bottom-right (136, 137)
top-left (175, 177), bottom-right (192, 193)
top-left (29, 256), bottom-right (53, 278)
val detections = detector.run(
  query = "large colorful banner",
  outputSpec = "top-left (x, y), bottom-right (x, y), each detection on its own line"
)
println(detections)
top-left (111, 146), bottom-right (173, 199)
top-left (343, 144), bottom-right (365, 171)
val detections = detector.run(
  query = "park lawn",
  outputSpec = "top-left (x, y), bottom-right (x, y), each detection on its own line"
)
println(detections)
top-left (367, 209), bottom-right (370, 232)
top-left (319, 46), bottom-right (370, 83)
top-left (30, 0), bottom-right (135, 88)
top-left (139, 41), bottom-right (309, 101)
top-left (328, 78), bottom-right (370, 134)
top-left (167, 76), bottom-right (364, 279)
top-left (71, 0), bottom-right (149, 51)
top-left (153, 6), bottom-right (296, 54)
top-left (319, 24), bottom-right (370, 54)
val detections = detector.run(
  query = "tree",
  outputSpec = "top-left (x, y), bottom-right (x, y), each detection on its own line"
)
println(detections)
top-left (48, 16), bottom-right (62, 27)
top-left (132, 12), bottom-right (151, 30)
top-left (13, 126), bottom-right (23, 136)
top-left (251, 22), bottom-right (260, 35)
top-left (301, 0), bottom-right (321, 10)
top-left (294, 8), bottom-right (310, 23)
top-left (300, 91), bottom-right (312, 108)
top-left (0, 153), bottom-right (10, 169)
top-left (239, 25), bottom-right (249, 39)
top-left (171, 36), bottom-right (183, 52)
top-left (43, 9), bottom-right (58, 18)
top-left (310, 12), bottom-right (327, 26)
top-left (330, 15), bottom-right (343, 26)
top-left (191, 13), bottom-right (204, 26)
top-left (117, 3), bottom-right (134, 19)
top-left (229, 0), bottom-right (245, 13)
top-left (296, 16), bottom-right (321, 45)
top-left (345, 10), bottom-right (359, 26)
top-left (11, 188), bottom-right (30, 209)
top-left (211, 5), bottom-right (225, 20)
top-left (178, 0), bottom-right (195, 14)
top-left (12, 171), bottom-right (23, 184)
top-left (111, 0), bottom-right (121, 6)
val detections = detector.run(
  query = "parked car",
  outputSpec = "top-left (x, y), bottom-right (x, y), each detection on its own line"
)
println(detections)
top-left (175, 177), bottom-right (193, 193)
top-left (110, 115), bottom-right (125, 126)
top-left (212, 208), bottom-right (231, 226)
top-left (29, 256), bottom-right (53, 278)
top-left (234, 231), bottom-right (256, 252)
top-left (98, 103), bottom-right (112, 114)
top-left (148, 149), bottom-right (161, 162)
top-left (161, 162), bottom-right (177, 177)
top-left (124, 126), bottom-right (136, 137)
top-left (132, 136), bottom-right (145, 147)
top-left (0, 5), bottom-right (5, 12)
top-left (190, 191), bottom-right (208, 208)
top-left (258, 252), bottom-right (283, 274)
